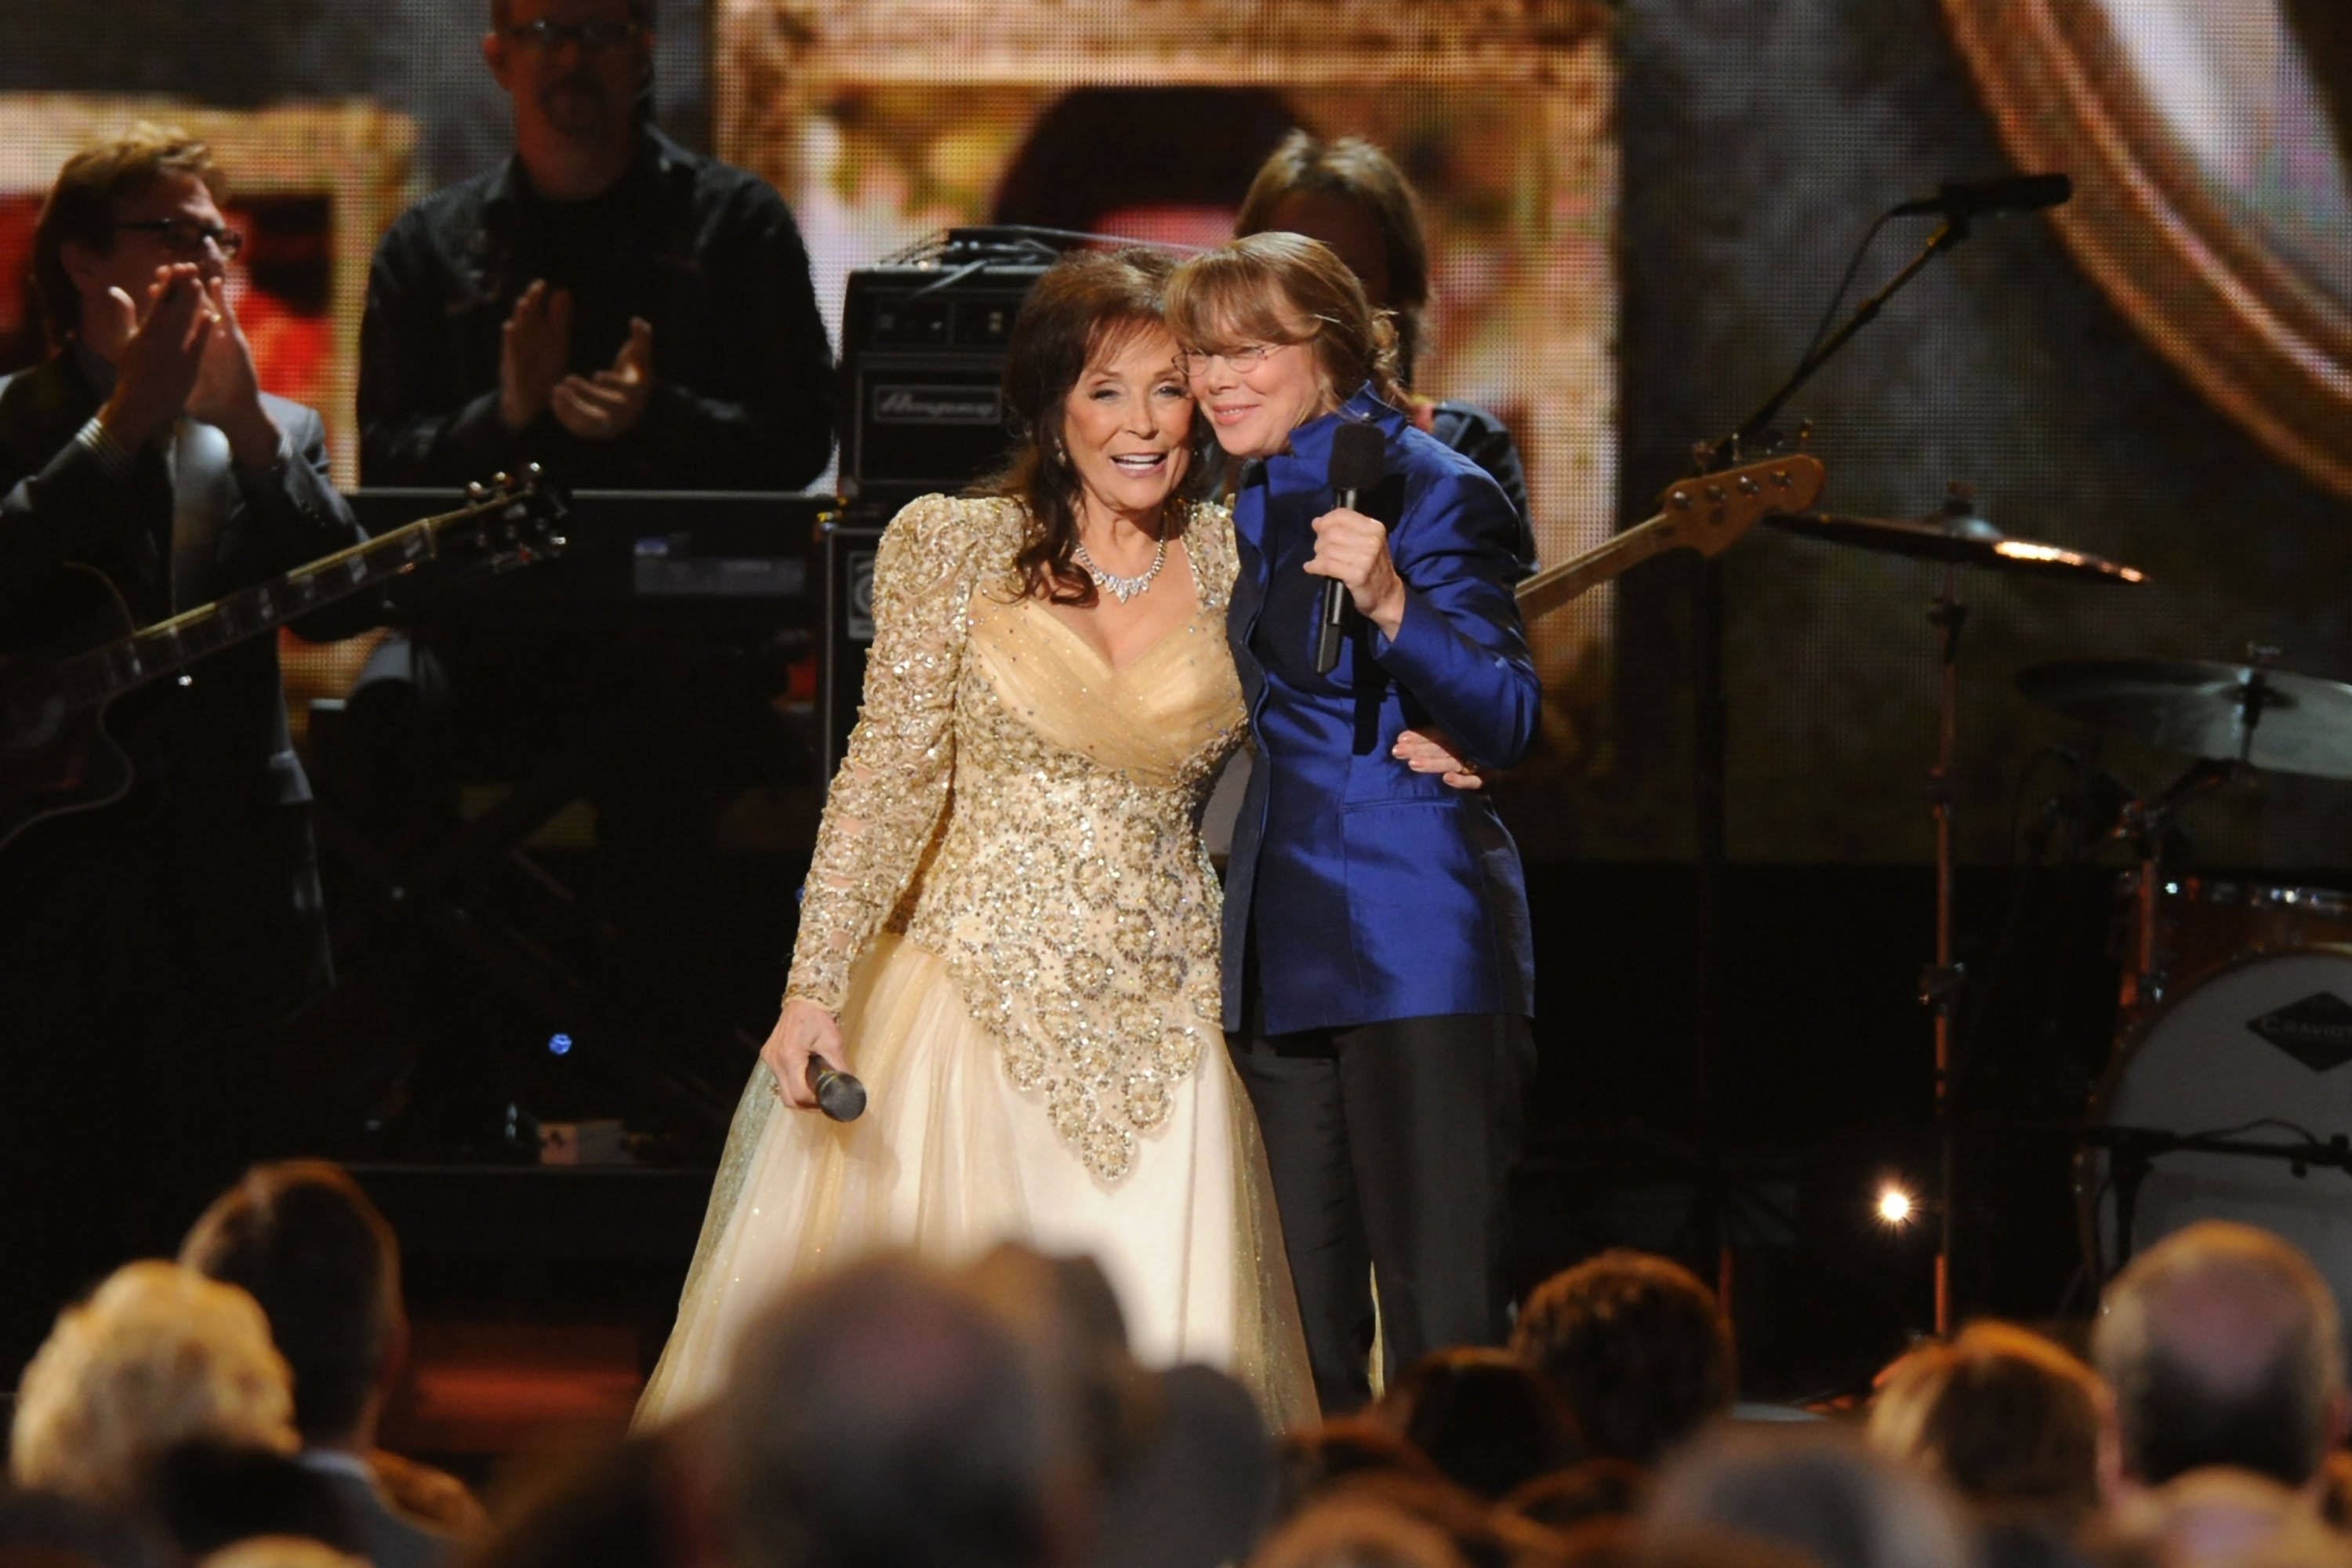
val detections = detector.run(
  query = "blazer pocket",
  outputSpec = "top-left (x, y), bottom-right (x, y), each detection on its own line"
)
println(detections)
top-left (1341, 746), bottom-right (1451, 807)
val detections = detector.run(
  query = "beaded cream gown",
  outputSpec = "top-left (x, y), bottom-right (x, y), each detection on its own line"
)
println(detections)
top-left (635, 494), bottom-right (1316, 1430)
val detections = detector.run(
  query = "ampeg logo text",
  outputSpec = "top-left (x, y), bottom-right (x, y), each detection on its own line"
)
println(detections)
top-left (872, 386), bottom-right (1002, 425)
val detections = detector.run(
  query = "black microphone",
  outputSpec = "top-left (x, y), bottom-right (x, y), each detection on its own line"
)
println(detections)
top-left (805, 1057), bottom-right (867, 1122)
top-left (1887, 172), bottom-right (2072, 220)
top-left (1316, 423), bottom-right (1388, 676)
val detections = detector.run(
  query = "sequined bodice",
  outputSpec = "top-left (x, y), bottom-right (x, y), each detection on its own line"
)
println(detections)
top-left (785, 495), bottom-right (1246, 1181)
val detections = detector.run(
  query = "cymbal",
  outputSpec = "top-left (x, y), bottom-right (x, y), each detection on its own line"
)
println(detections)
top-left (2017, 658), bottom-right (2352, 779)
top-left (1765, 511), bottom-right (2147, 584)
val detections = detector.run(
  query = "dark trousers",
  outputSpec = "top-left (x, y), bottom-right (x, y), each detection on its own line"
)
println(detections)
top-left (1229, 1008), bottom-right (1534, 1414)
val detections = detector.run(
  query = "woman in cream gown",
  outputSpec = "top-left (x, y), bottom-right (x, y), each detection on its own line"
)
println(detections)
top-left (637, 251), bottom-right (1316, 1429)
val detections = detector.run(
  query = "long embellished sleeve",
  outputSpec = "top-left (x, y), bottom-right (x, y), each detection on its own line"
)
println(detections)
top-left (782, 495), bottom-right (981, 1011)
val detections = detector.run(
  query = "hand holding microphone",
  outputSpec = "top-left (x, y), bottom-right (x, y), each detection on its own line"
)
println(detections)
top-left (804, 1058), bottom-right (868, 1122)
top-left (1312, 423), bottom-right (1396, 674)
top-left (762, 998), bottom-right (867, 1120)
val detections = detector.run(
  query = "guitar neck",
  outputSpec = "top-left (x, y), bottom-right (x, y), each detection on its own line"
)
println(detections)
top-left (52, 500), bottom-right (484, 710)
top-left (1514, 453), bottom-right (1828, 620)
top-left (1515, 512), bottom-right (1685, 620)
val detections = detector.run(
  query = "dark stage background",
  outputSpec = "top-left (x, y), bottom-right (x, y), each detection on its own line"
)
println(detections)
top-left (5, 0), bottom-right (2350, 1398)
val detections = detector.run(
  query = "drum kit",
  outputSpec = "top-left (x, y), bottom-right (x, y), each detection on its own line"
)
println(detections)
top-left (1762, 497), bottom-right (2352, 1321)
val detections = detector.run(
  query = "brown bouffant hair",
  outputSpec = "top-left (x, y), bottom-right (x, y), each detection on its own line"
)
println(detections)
top-left (1164, 231), bottom-right (1406, 416)
top-left (31, 123), bottom-right (218, 349)
top-left (1511, 1250), bottom-right (1735, 1468)
top-left (1235, 132), bottom-right (1434, 384)
top-left (1867, 1320), bottom-right (2104, 1530)
top-left (981, 246), bottom-right (1201, 606)
top-left (180, 1160), bottom-right (405, 1449)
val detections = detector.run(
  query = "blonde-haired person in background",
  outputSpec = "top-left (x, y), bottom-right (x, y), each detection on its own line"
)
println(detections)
top-left (10, 1261), bottom-right (297, 1508)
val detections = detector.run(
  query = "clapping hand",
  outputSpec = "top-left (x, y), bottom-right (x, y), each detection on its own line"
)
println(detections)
top-left (186, 279), bottom-right (282, 467)
top-left (550, 317), bottom-right (654, 441)
top-left (760, 997), bottom-right (854, 1112)
top-left (498, 279), bottom-right (573, 430)
top-left (95, 263), bottom-right (212, 450)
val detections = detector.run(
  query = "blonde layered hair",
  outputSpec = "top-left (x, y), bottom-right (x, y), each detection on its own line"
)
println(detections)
top-left (10, 1261), bottom-right (298, 1507)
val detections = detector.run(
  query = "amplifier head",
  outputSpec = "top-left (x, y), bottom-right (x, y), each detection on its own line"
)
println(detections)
top-left (839, 262), bottom-right (1049, 497)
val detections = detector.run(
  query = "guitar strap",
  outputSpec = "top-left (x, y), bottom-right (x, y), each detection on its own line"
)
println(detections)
top-left (165, 416), bottom-right (234, 612)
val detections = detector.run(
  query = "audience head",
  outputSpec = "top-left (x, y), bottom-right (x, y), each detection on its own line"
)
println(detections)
top-left (1512, 1250), bottom-right (1736, 1468)
top-left (1250, 1495), bottom-right (1471, 1568)
top-left (1645, 1430), bottom-right (1973, 1568)
top-left (714, 1253), bottom-right (1076, 1568)
top-left (2107, 1466), bottom-right (2351, 1568)
top-left (140, 1443), bottom-right (363, 1563)
top-left (1504, 1458), bottom-right (1651, 1532)
top-left (1165, 230), bottom-right (1407, 463)
top-left (10, 1261), bottom-right (296, 1509)
top-left (197, 1540), bottom-right (367, 1568)
top-left (1867, 1321), bottom-right (2104, 1530)
top-left (956, 1243), bottom-right (1159, 1486)
top-left (449, 1425), bottom-right (699, 1568)
top-left (0, 1489), bottom-right (174, 1568)
top-left (1273, 1421), bottom-right (1442, 1523)
top-left (1377, 1348), bottom-right (1586, 1502)
top-left (32, 123), bottom-right (223, 351)
top-left (2092, 1220), bottom-right (2347, 1494)
top-left (1235, 132), bottom-right (1433, 383)
top-left (987, 245), bottom-right (1201, 605)
top-left (180, 1160), bottom-right (406, 1450)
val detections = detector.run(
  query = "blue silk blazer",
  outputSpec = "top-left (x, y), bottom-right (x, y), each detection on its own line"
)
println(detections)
top-left (1223, 390), bottom-right (1538, 1036)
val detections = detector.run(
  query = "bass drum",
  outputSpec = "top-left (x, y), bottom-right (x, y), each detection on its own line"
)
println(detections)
top-left (2082, 946), bottom-right (2352, 1297)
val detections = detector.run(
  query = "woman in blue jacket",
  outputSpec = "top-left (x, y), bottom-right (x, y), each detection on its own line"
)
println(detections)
top-left (1167, 232), bottom-right (1539, 1414)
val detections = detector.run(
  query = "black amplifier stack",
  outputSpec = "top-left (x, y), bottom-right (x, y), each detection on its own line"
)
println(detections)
top-left (818, 230), bottom-right (1060, 786)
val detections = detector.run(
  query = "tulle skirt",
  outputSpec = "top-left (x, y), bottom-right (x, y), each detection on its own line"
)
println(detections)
top-left (634, 931), bottom-right (1316, 1430)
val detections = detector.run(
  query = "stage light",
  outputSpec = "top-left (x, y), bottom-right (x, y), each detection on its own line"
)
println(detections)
top-left (1876, 1184), bottom-right (1916, 1226)
top-left (548, 1032), bottom-right (574, 1056)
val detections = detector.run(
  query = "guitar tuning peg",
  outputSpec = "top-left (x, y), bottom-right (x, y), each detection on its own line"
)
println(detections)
top-left (1795, 419), bottom-right (1814, 447)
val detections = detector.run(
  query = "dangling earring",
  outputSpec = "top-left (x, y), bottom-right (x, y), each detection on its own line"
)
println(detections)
top-left (1052, 438), bottom-right (1070, 467)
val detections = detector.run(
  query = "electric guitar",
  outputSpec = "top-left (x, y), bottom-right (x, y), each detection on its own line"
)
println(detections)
top-left (0, 471), bottom-right (568, 851)
top-left (1515, 453), bottom-right (1828, 619)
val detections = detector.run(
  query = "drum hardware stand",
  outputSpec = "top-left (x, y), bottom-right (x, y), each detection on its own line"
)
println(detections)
top-left (2111, 757), bottom-right (2250, 1018)
top-left (1693, 209), bottom-right (1984, 1329)
top-left (1920, 494), bottom-right (1975, 1338)
top-left (2082, 1124), bottom-right (2352, 1270)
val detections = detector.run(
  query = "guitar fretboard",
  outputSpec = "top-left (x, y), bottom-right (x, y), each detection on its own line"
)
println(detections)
top-left (51, 499), bottom-right (497, 713)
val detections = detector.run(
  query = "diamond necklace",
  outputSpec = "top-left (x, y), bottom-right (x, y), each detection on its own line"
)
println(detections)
top-left (1072, 528), bottom-right (1168, 604)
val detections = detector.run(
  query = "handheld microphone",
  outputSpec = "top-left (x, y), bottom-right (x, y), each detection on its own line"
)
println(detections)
top-left (805, 1057), bottom-right (868, 1122)
top-left (1316, 423), bottom-right (1388, 676)
top-left (1888, 172), bottom-right (2072, 220)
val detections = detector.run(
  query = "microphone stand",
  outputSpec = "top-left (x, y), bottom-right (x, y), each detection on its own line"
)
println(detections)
top-left (1688, 212), bottom-right (1977, 1334)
